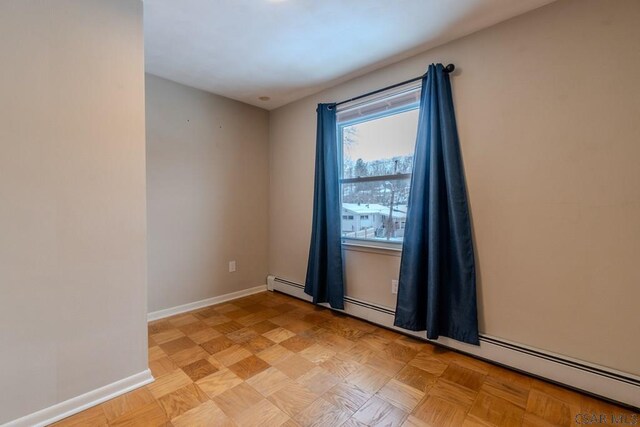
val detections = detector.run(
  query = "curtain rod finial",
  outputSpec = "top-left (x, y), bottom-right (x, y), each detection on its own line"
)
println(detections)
top-left (445, 64), bottom-right (455, 73)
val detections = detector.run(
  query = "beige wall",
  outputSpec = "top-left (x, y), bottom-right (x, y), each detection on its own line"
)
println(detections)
top-left (269, 0), bottom-right (640, 376)
top-left (146, 75), bottom-right (269, 312)
top-left (0, 0), bottom-right (147, 423)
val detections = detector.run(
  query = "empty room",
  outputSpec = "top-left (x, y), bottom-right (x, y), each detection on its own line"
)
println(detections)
top-left (1, 0), bottom-right (639, 426)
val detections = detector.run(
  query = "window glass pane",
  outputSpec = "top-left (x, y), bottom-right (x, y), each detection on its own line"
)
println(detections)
top-left (341, 178), bottom-right (410, 243)
top-left (339, 90), bottom-right (419, 245)
top-left (342, 108), bottom-right (418, 179)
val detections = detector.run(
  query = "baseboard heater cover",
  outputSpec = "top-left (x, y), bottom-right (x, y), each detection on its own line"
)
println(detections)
top-left (267, 275), bottom-right (640, 409)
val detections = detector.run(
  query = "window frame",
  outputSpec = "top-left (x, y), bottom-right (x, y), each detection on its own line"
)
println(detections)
top-left (337, 91), bottom-right (420, 249)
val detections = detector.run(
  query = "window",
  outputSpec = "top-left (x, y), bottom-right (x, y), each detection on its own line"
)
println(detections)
top-left (338, 82), bottom-right (421, 245)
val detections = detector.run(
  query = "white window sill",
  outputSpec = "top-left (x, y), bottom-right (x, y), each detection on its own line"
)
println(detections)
top-left (341, 240), bottom-right (402, 256)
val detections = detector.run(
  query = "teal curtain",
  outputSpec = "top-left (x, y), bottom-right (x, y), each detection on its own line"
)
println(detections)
top-left (394, 64), bottom-right (479, 345)
top-left (304, 104), bottom-right (344, 309)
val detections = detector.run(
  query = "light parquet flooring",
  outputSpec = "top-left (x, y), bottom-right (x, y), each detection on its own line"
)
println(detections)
top-left (52, 291), bottom-right (636, 426)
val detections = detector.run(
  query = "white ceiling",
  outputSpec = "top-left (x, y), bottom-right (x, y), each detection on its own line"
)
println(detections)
top-left (144, 0), bottom-right (555, 110)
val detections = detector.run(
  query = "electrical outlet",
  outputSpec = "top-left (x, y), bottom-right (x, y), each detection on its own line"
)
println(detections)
top-left (391, 279), bottom-right (398, 294)
top-left (229, 260), bottom-right (236, 272)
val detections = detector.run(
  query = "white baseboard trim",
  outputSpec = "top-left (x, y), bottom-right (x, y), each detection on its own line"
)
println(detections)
top-left (3, 369), bottom-right (154, 427)
top-left (147, 285), bottom-right (268, 322)
top-left (268, 275), bottom-right (640, 409)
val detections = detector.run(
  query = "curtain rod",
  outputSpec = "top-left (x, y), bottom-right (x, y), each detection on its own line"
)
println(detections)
top-left (332, 63), bottom-right (455, 108)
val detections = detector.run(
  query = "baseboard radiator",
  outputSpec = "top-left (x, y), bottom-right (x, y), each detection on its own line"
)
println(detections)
top-left (267, 275), bottom-right (640, 409)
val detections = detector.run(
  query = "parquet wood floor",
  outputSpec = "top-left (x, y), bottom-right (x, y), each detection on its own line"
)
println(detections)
top-left (52, 291), bottom-right (635, 426)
